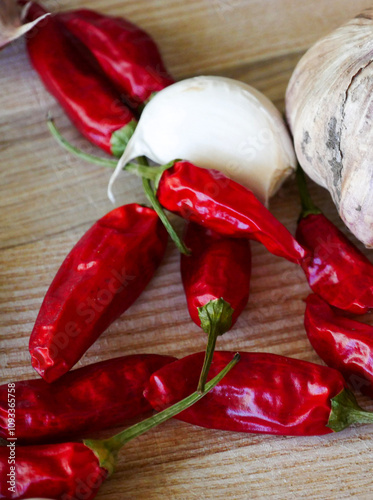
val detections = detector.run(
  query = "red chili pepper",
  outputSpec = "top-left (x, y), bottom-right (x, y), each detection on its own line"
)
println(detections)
top-left (0, 442), bottom-right (107, 499)
top-left (49, 138), bottom-right (306, 262)
top-left (0, 354), bottom-right (239, 499)
top-left (296, 167), bottom-right (373, 314)
top-left (29, 204), bottom-right (168, 383)
top-left (145, 351), bottom-right (373, 436)
top-left (304, 294), bottom-right (373, 398)
top-left (24, 2), bottom-right (137, 156)
top-left (181, 222), bottom-right (251, 391)
top-left (0, 354), bottom-right (176, 444)
top-left (155, 161), bottom-right (307, 264)
top-left (58, 8), bottom-right (174, 109)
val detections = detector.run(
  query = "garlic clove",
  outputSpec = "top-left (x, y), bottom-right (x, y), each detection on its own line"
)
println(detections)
top-left (0, 1), bottom-right (49, 50)
top-left (108, 76), bottom-right (296, 205)
top-left (286, 9), bottom-right (373, 247)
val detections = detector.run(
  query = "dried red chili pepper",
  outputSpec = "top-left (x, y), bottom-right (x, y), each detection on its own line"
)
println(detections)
top-left (296, 166), bottom-right (373, 314)
top-left (48, 132), bottom-right (306, 262)
top-left (145, 351), bottom-right (373, 436)
top-left (29, 204), bottom-right (168, 383)
top-left (155, 161), bottom-right (307, 264)
top-left (181, 222), bottom-right (251, 391)
top-left (304, 294), bottom-right (373, 398)
top-left (24, 2), bottom-right (136, 156)
top-left (0, 354), bottom-right (239, 500)
top-left (0, 442), bottom-right (107, 500)
top-left (0, 354), bottom-right (176, 443)
top-left (58, 8), bottom-right (174, 109)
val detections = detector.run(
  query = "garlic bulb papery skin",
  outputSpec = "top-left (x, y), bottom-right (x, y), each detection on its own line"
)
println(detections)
top-left (109, 76), bottom-right (296, 205)
top-left (286, 9), bottom-right (373, 247)
top-left (0, 1), bottom-right (49, 50)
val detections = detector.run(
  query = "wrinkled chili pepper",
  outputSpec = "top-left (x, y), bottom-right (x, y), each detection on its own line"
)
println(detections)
top-left (305, 294), bottom-right (373, 398)
top-left (296, 166), bottom-right (373, 314)
top-left (0, 442), bottom-right (107, 500)
top-left (24, 2), bottom-right (137, 155)
top-left (145, 351), bottom-right (373, 436)
top-left (181, 222), bottom-right (251, 391)
top-left (29, 203), bottom-right (168, 383)
top-left (59, 8), bottom-right (174, 109)
top-left (0, 354), bottom-right (176, 443)
top-left (155, 161), bottom-right (307, 264)
top-left (0, 354), bottom-right (239, 500)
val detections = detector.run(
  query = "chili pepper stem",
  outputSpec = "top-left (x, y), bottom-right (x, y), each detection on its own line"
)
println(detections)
top-left (296, 166), bottom-right (322, 219)
top-left (110, 120), bottom-right (138, 158)
top-left (84, 352), bottom-right (240, 475)
top-left (141, 174), bottom-right (190, 255)
top-left (197, 298), bottom-right (234, 393)
top-left (197, 329), bottom-right (218, 394)
top-left (47, 116), bottom-right (118, 167)
top-left (327, 388), bottom-right (373, 432)
top-left (47, 116), bottom-right (173, 181)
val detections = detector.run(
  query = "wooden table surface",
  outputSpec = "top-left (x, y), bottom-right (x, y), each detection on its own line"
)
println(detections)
top-left (2, 1), bottom-right (373, 498)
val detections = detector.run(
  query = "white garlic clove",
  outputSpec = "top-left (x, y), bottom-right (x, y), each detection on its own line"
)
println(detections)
top-left (109, 76), bottom-right (296, 205)
top-left (286, 9), bottom-right (373, 247)
top-left (0, 0), bottom-right (49, 50)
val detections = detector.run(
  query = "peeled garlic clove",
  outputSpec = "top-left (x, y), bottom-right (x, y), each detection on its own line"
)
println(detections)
top-left (0, 0), bottom-right (49, 50)
top-left (109, 75), bottom-right (296, 204)
top-left (286, 9), bottom-right (373, 247)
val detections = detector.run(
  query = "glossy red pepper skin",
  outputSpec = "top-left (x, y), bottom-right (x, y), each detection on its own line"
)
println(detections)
top-left (305, 294), bottom-right (373, 398)
top-left (0, 354), bottom-right (175, 444)
top-left (24, 2), bottom-right (136, 155)
top-left (297, 213), bottom-right (373, 314)
top-left (181, 222), bottom-right (251, 328)
top-left (0, 442), bottom-right (105, 499)
top-left (144, 351), bottom-right (347, 436)
top-left (157, 162), bottom-right (307, 264)
top-left (29, 204), bottom-right (168, 383)
top-left (59, 9), bottom-right (174, 108)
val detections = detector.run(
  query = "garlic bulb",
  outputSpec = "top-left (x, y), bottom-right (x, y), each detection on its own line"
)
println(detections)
top-left (109, 76), bottom-right (296, 204)
top-left (286, 9), bottom-right (373, 247)
top-left (0, 0), bottom-right (48, 50)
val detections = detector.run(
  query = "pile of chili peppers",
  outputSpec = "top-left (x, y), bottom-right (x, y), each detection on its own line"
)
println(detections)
top-left (2, 1), bottom-right (373, 498)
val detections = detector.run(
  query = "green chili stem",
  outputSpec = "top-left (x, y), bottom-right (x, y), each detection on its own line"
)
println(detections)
top-left (327, 388), bottom-right (373, 432)
top-left (47, 118), bottom-right (118, 168)
top-left (346, 407), bottom-right (373, 424)
top-left (47, 117), bottom-right (171, 181)
top-left (197, 298), bottom-right (234, 393)
top-left (142, 175), bottom-right (190, 255)
top-left (85, 353), bottom-right (240, 474)
top-left (296, 166), bottom-right (322, 219)
top-left (197, 327), bottom-right (219, 393)
top-left (133, 163), bottom-right (171, 181)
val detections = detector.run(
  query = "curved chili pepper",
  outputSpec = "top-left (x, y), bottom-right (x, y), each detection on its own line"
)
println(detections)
top-left (58, 8), bottom-right (174, 109)
top-left (305, 294), bottom-right (373, 398)
top-left (24, 2), bottom-right (136, 155)
top-left (0, 354), bottom-right (239, 499)
top-left (156, 161), bottom-right (307, 264)
top-left (29, 204), bottom-right (168, 383)
top-left (181, 222), bottom-right (251, 391)
top-left (296, 167), bottom-right (373, 314)
top-left (0, 354), bottom-right (176, 443)
top-left (145, 351), bottom-right (373, 435)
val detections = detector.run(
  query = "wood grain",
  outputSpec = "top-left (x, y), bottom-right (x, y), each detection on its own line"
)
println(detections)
top-left (1, 0), bottom-right (373, 498)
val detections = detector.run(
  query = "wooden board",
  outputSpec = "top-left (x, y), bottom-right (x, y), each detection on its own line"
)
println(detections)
top-left (1, 0), bottom-right (373, 498)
